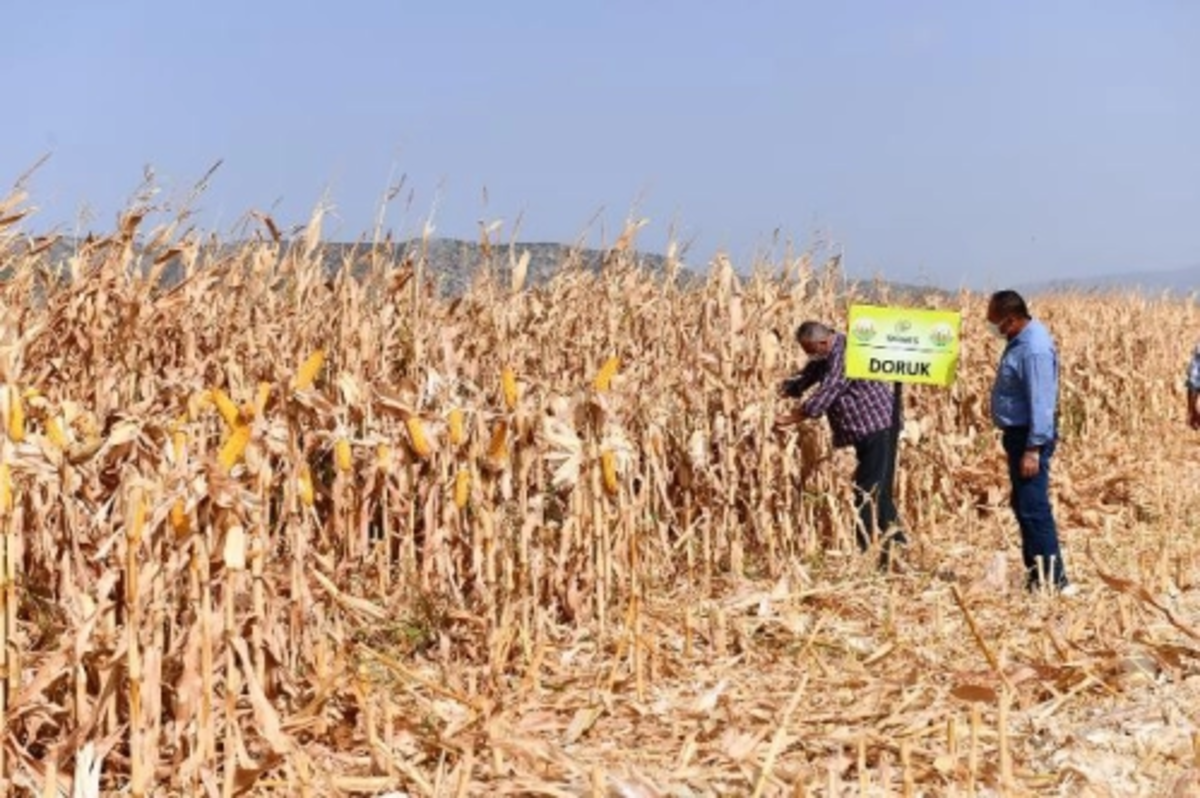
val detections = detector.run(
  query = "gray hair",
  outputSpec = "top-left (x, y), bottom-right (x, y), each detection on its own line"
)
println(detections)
top-left (795, 321), bottom-right (834, 343)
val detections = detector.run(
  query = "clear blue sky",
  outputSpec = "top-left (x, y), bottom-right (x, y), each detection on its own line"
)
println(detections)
top-left (3, 1), bottom-right (1198, 288)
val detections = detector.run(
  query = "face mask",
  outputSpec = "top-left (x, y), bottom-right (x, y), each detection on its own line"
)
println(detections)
top-left (987, 321), bottom-right (1005, 339)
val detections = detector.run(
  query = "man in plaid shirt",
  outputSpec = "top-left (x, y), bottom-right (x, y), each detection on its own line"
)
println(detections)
top-left (780, 321), bottom-right (908, 563)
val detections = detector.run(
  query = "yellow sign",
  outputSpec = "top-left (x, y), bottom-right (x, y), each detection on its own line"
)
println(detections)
top-left (844, 304), bottom-right (962, 387)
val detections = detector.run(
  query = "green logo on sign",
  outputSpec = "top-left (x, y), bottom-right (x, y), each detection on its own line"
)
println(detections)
top-left (852, 318), bottom-right (877, 342)
top-left (929, 322), bottom-right (955, 348)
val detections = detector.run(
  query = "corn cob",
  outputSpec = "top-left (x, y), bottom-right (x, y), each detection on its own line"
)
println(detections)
top-left (447, 407), bottom-right (465, 446)
top-left (45, 416), bottom-right (69, 449)
top-left (335, 437), bottom-right (353, 472)
top-left (211, 388), bottom-right (240, 430)
top-left (0, 462), bottom-right (11, 514)
top-left (218, 424), bottom-right (251, 472)
top-left (487, 420), bottom-right (508, 462)
top-left (454, 468), bottom-right (471, 508)
top-left (297, 464), bottom-right (315, 506)
top-left (170, 497), bottom-right (190, 536)
top-left (501, 366), bottom-right (518, 410)
top-left (600, 449), bottom-right (619, 495)
top-left (594, 356), bottom-right (621, 392)
top-left (405, 415), bottom-right (433, 459)
top-left (8, 385), bottom-right (25, 443)
top-left (293, 349), bottom-right (325, 391)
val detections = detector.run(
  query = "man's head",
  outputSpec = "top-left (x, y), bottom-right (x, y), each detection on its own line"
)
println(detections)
top-left (795, 321), bottom-right (835, 360)
top-left (986, 290), bottom-right (1031, 340)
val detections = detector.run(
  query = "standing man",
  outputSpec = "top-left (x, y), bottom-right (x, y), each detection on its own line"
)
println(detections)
top-left (779, 321), bottom-right (908, 566)
top-left (987, 290), bottom-right (1073, 594)
top-left (1186, 342), bottom-right (1200, 429)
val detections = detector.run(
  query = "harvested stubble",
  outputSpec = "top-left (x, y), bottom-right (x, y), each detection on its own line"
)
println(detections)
top-left (0, 189), bottom-right (1199, 798)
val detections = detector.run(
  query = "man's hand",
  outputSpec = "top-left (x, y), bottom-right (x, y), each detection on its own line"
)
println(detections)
top-left (1020, 450), bottom-right (1040, 479)
top-left (778, 378), bottom-right (798, 398)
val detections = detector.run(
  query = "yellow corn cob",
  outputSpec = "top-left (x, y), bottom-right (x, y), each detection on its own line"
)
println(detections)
top-left (600, 449), bottom-right (619, 495)
top-left (0, 463), bottom-right (11, 514)
top-left (45, 415), bottom-right (69, 449)
top-left (218, 424), bottom-right (251, 472)
top-left (335, 437), bottom-right (352, 472)
top-left (405, 415), bottom-right (432, 459)
top-left (297, 464), bottom-right (315, 506)
top-left (8, 385), bottom-right (25, 443)
top-left (211, 388), bottom-right (240, 429)
top-left (454, 469), bottom-right (471, 508)
top-left (376, 443), bottom-right (391, 471)
top-left (594, 356), bottom-right (621, 392)
top-left (487, 420), bottom-right (508, 461)
top-left (255, 381), bottom-right (272, 416)
top-left (293, 349), bottom-right (325, 391)
top-left (501, 366), bottom-right (518, 410)
top-left (447, 407), bottom-right (465, 446)
top-left (170, 497), bottom-right (189, 536)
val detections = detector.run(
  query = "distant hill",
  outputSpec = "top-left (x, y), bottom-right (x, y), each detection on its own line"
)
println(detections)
top-left (6, 236), bottom-right (691, 296)
top-left (1019, 265), bottom-right (1200, 297)
top-left (6, 234), bottom-right (958, 303)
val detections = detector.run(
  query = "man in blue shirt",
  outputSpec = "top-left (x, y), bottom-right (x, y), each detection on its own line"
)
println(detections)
top-left (987, 290), bottom-right (1072, 594)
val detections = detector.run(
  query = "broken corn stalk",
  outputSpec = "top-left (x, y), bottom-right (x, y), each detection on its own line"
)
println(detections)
top-left (255, 381), bottom-right (272, 416)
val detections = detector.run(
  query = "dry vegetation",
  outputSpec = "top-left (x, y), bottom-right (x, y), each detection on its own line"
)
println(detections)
top-left (1, 185), bottom-right (1200, 798)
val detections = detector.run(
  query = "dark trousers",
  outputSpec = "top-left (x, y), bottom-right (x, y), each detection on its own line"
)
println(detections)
top-left (1001, 427), bottom-right (1068, 589)
top-left (852, 427), bottom-right (902, 552)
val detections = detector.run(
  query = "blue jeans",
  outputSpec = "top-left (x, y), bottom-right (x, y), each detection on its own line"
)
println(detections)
top-left (1002, 427), bottom-right (1068, 589)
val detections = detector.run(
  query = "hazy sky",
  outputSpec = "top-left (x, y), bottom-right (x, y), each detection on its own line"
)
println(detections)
top-left (3, 1), bottom-right (1198, 288)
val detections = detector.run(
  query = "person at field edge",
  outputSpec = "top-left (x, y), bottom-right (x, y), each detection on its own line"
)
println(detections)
top-left (778, 321), bottom-right (908, 567)
top-left (987, 290), bottom-right (1074, 594)
top-left (1186, 342), bottom-right (1200, 429)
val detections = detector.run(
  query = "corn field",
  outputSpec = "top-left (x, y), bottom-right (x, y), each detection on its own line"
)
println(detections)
top-left (1, 186), bottom-right (1199, 797)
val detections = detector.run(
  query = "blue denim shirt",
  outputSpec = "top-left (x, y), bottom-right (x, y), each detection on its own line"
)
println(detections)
top-left (990, 319), bottom-right (1058, 447)
top-left (1187, 342), bottom-right (1200, 391)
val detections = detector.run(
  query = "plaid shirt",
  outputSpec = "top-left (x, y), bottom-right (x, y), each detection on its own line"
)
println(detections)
top-left (783, 332), bottom-right (898, 447)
